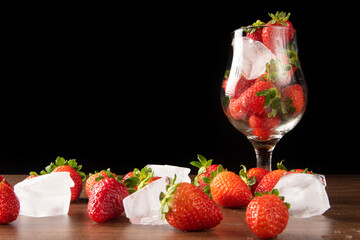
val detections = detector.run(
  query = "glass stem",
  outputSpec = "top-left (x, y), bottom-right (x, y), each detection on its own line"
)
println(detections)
top-left (254, 146), bottom-right (274, 171)
top-left (250, 139), bottom-right (279, 171)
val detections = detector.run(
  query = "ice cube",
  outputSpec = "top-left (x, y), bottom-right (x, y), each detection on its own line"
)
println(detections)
top-left (226, 32), bottom-right (276, 97)
top-left (123, 177), bottom-right (170, 225)
top-left (146, 164), bottom-right (191, 184)
top-left (274, 173), bottom-right (330, 218)
top-left (14, 172), bottom-right (74, 217)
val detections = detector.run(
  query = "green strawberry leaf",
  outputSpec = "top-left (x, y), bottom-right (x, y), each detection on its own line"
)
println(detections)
top-left (55, 157), bottom-right (66, 166)
top-left (190, 161), bottom-right (202, 169)
top-left (239, 165), bottom-right (256, 189)
top-left (37, 157), bottom-right (86, 181)
top-left (160, 175), bottom-right (180, 221)
top-left (202, 177), bottom-right (212, 184)
top-left (124, 177), bottom-right (140, 189)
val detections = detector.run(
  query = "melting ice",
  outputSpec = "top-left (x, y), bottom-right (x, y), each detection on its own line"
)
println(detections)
top-left (274, 173), bottom-right (331, 218)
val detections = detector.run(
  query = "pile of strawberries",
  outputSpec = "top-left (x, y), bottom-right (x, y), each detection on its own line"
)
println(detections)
top-left (0, 154), bottom-right (313, 239)
top-left (188, 154), bottom-right (311, 238)
top-left (223, 11), bottom-right (306, 140)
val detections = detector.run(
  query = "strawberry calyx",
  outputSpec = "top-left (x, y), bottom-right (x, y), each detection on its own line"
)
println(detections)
top-left (264, 58), bottom-right (292, 83)
top-left (289, 168), bottom-right (315, 174)
top-left (92, 168), bottom-right (121, 182)
top-left (254, 189), bottom-right (291, 209)
top-left (201, 164), bottom-right (225, 198)
top-left (190, 154), bottom-right (213, 175)
top-left (239, 165), bottom-right (256, 188)
top-left (160, 175), bottom-right (179, 221)
top-left (32, 156), bottom-right (86, 181)
top-left (255, 85), bottom-right (296, 118)
top-left (276, 160), bottom-right (288, 171)
top-left (268, 11), bottom-right (291, 26)
top-left (123, 166), bottom-right (156, 194)
top-left (190, 154), bottom-right (214, 187)
top-left (243, 20), bottom-right (265, 34)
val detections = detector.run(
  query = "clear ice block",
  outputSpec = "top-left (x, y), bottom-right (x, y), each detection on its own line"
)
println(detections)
top-left (14, 172), bottom-right (74, 217)
top-left (226, 34), bottom-right (276, 97)
top-left (146, 164), bottom-right (191, 183)
top-left (123, 177), bottom-right (169, 225)
top-left (274, 173), bottom-right (331, 218)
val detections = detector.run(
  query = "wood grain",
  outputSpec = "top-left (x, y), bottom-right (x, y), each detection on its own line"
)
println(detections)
top-left (1, 175), bottom-right (359, 240)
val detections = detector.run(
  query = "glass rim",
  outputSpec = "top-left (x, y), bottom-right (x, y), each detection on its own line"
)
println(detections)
top-left (235, 25), bottom-right (296, 33)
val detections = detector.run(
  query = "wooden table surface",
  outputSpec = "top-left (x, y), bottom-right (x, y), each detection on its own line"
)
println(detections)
top-left (0, 175), bottom-right (359, 240)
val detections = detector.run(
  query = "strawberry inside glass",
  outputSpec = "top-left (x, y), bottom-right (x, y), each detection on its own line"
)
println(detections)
top-left (221, 13), bottom-right (308, 171)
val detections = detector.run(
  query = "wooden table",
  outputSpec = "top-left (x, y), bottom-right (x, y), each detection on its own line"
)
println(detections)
top-left (1, 175), bottom-right (359, 240)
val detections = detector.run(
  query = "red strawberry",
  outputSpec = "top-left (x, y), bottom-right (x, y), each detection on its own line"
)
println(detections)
top-left (228, 98), bottom-right (248, 120)
top-left (32, 157), bottom-right (86, 202)
top-left (233, 81), bottom-right (275, 117)
top-left (88, 177), bottom-right (129, 223)
top-left (252, 128), bottom-right (272, 141)
top-left (160, 180), bottom-right (223, 231)
top-left (0, 175), bottom-right (12, 189)
top-left (290, 168), bottom-right (313, 174)
top-left (190, 154), bottom-right (219, 189)
top-left (262, 11), bottom-right (295, 54)
top-left (123, 171), bottom-right (133, 181)
top-left (249, 114), bottom-right (280, 140)
top-left (0, 180), bottom-right (20, 224)
top-left (246, 189), bottom-right (289, 238)
top-left (255, 161), bottom-right (288, 194)
top-left (85, 169), bottom-right (118, 197)
top-left (245, 20), bottom-right (265, 42)
top-left (239, 165), bottom-right (270, 193)
top-left (283, 84), bottom-right (305, 116)
top-left (205, 166), bottom-right (252, 208)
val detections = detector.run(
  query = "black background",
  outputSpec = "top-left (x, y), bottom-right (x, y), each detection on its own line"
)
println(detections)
top-left (1, 3), bottom-right (358, 175)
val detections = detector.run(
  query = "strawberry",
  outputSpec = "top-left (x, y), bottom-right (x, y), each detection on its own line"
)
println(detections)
top-left (123, 171), bottom-right (133, 181)
top-left (246, 189), bottom-right (290, 239)
top-left (249, 114), bottom-right (280, 140)
top-left (88, 177), bottom-right (129, 223)
top-left (239, 165), bottom-right (270, 193)
top-left (283, 84), bottom-right (305, 116)
top-left (245, 20), bottom-right (265, 42)
top-left (254, 161), bottom-right (288, 194)
top-left (85, 169), bottom-right (118, 197)
top-left (203, 166), bottom-right (252, 208)
top-left (123, 166), bottom-right (161, 194)
top-left (0, 180), bottom-right (20, 224)
top-left (32, 157), bottom-right (86, 202)
top-left (232, 81), bottom-right (275, 117)
top-left (0, 175), bottom-right (12, 189)
top-left (160, 177), bottom-right (223, 231)
top-left (228, 98), bottom-right (248, 120)
top-left (190, 154), bottom-right (219, 189)
top-left (262, 11), bottom-right (295, 54)
top-left (290, 168), bottom-right (313, 174)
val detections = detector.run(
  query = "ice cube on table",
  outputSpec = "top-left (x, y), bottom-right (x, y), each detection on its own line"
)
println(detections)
top-left (123, 177), bottom-right (169, 225)
top-left (274, 173), bottom-right (331, 218)
top-left (226, 33), bottom-right (276, 97)
top-left (14, 172), bottom-right (74, 218)
top-left (146, 164), bottom-right (191, 184)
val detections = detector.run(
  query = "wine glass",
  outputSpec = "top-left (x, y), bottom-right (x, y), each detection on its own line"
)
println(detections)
top-left (220, 25), bottom-right (308, 171)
